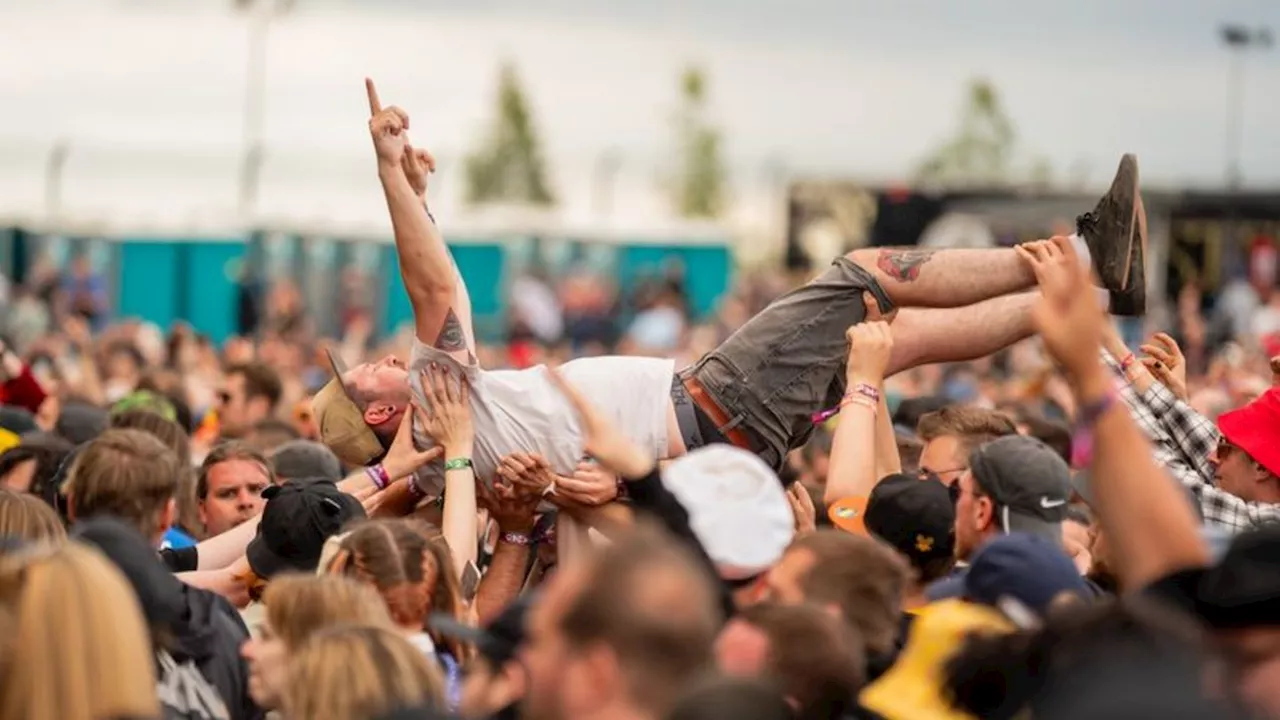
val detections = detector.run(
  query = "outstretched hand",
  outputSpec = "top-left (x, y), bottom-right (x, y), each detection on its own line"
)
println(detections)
top-left (366, 78), bottom-right (409, 167)
top-left (1140, 333), bottom-right (1189, 401)
top-left (546, 365), bottom-right (653, 479)
top-left (382, 405), bottom-right (444, 482)
top-left (418, 363), bottom-right (474, 454)
top-left (845, 294), bottom-right (894, 384)
top-left (1030, 237), bottom-right (1107, 385)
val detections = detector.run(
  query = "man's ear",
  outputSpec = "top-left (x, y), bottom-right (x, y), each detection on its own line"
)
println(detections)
top-left (363, 402), bottom-right (396, 427)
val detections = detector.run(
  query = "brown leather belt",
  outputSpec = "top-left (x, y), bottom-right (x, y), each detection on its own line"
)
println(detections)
top-left (681, 375), bottom-right (754, 451)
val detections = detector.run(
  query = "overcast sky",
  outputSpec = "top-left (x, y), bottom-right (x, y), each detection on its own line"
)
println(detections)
top-left (1, 0), bottom-right (1277, 227)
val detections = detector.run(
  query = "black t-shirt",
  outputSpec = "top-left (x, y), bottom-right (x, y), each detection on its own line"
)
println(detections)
top-left (1143, 567), bottom-right (1207, 616)
top-left (161, 546), bottom-right (200, 574)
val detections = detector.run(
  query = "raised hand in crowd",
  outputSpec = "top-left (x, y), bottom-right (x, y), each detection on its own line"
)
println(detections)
top-left (1140, 332), bottom-right (1189, 401)
top-left (1030, 232), bottom-right (1209, 589)
top-left (845, 300), bottom-right (894, 386)
top-left (825, 292), bottom-right (895, 504)
top-left (417, 363), bottom-right (474, 457)
top-left (476, 478), bottom-right (540, 534)
top-left (786, 482), bottom-right (817, 537)
top-left (557, 461), bottom-right (621, 506)
top-left (496, 451), bottom-right (556, 496)
top-left (1015, 236), bottom-right (1068, 289)
top-left (547, 365), bottom-right (653, 479)
top-left (377, 399), bottom-right (444, 484)
top-left (402, 143), bottom-right (436, 200)
top-left (365, 77), bottom-right (409, 167)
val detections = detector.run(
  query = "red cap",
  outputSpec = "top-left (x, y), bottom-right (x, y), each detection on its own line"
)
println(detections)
top-left (1217, 387), bottom-right (1280, 477)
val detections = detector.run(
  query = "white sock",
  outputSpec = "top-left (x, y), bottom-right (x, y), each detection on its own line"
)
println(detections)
top-left (1069, 234), bottom-right (1092, 269)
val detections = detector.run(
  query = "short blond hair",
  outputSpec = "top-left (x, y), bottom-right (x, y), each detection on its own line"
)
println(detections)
top-left (63, 429), bottom-right (179, 538)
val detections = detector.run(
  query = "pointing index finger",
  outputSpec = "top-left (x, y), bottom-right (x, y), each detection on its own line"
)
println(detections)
top-left (365, 77), bottom-right (382, 116)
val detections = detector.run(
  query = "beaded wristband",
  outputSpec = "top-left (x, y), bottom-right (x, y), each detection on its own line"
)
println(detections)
top-left (365, 464), bottom-right (391, 491)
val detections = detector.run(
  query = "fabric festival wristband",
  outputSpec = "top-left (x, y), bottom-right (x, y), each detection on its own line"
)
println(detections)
top-left (365, 464), bottom-right (391, 491)
top-left (1119, 353), bottom-right (1137, 372)
top-left (842, 395), bottom-right (878, 413)
top-left (1076, 389), bottom-right (1117, 429)
top-left (444, 458), bottom-right (473, 472)
top-left (850, 383), bottom-right (881, 402)
top-left (501, 531), bottom-right (533, 547)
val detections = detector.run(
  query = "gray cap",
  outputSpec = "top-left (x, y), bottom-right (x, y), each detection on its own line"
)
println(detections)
top-left (270, 440), bottom-right (343, 482)
top-left (968, 435), bottom-right (1071, 543)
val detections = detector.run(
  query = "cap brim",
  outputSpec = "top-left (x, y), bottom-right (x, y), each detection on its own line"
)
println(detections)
top-left (1004, 512), bottom-right (1062, 544)
top-left (828, 496), bottom-right (870, 536)
top-left (246, 536), bottom-right (292, 579)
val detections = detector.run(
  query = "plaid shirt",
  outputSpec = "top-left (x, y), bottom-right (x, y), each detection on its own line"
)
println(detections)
top-left (1107, 354), bottom-right (1280, 533)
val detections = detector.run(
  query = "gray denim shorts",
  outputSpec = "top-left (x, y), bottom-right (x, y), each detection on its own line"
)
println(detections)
top-left (682, 256), bottom-right (893, 471)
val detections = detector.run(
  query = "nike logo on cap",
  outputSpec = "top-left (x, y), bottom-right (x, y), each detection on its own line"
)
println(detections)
top-left (1040, 497), bottom-right (1066, 509)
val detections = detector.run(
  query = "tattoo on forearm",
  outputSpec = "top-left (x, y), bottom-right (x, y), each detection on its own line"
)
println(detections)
top-left (876, 248), bottom-right (936, 282)
top-left (435, 308), bottom-right (468, 352)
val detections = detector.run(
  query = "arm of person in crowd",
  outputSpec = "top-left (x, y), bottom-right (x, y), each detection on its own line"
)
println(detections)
top-left (473, 482), bottom-right (540, 625)
top-left (873, 385), bottom-right (902, 480)
top-left (365, 79), bottom-right (476, 365)
top-left (416, 364), bottom-right (479, 577)
top-left (824, 295), bottom-right (894, 505)
top-left (497, 452), bottom-right (635, 536)
top-left (64, 316), bottom-right (105, 407)
top-left (1097, 325), bottom-right (1274, 531)
top-left (547, 366), bottom-right (736, 619)
top-left (1032, 237), bottom-right (1210, 590)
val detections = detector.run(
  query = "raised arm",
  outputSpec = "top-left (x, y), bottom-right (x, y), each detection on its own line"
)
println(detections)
top-left (366, 78), bottom-right (476, 364)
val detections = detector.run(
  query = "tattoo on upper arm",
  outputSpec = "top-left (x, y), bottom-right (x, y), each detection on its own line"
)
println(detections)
top-left (876, 249), bottom-right (936, 282)
top-left (435, 308), bottom-right (468, 352)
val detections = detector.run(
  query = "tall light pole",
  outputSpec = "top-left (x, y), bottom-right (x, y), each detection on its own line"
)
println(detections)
top-left (1220, 24), bottom-right (1273, 191)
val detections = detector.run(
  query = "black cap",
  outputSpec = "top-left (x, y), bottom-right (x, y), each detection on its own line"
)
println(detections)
top-left (865, 474), bottom-right (955, 569)
top-left (969, 436), bottom-right (1071, 542)
top-left (246, 479), bottom-right (365, 579)
top-left (1184, 524), bottom-right (1280, 629)
top-left (0, 405), bottom-right (38, 437)
top-left (429, 594), bottom-right (534, 667)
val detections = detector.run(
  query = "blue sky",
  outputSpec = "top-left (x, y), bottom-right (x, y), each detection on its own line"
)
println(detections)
top-left (0, 0), bottom-right (1277, 228)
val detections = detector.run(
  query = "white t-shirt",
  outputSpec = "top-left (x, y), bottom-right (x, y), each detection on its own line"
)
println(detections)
top-left (408, 339), bottom-right (674, 494)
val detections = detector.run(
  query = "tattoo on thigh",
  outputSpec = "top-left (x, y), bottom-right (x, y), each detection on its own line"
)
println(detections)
top-left (876, 248), bottom-right (936, 282)
top-left (435, 308), bottom-right (468, 352)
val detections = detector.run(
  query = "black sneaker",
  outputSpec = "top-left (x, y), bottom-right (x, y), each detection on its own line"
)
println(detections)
top-left (1076, 154), bottom-right (1146, 316)
top-left (1110, 193), bottom-right (1147, 316)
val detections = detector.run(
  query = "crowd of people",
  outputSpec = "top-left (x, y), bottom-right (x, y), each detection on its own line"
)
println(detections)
top-left (1, 80), bottom-right (1279, 720)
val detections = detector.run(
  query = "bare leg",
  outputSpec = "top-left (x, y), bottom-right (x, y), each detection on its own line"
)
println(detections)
top-left (885, 293), bottom-right (1039, 374)
top-left (848, 246), bottom-right (1036, 309)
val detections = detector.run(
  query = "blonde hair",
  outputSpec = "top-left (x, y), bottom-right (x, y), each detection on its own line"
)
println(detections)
top-left (63, 428), bottom-right (179, 538)
top-left (0, 489), bottom-right (66, 547)
top-left (284, 624), bottom-right (445, 720)
top-left (327, 519), bottom-right (470, 661)
top-left (262, 573), bottom-right (394, 650)
top-left (0, 543), bottom-right (159, 720)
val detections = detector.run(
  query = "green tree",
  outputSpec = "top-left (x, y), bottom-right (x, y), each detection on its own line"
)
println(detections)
top-left (914, 78), bottom-right (1017, 188)
top-left (464, 63), bottom-right (555, 206)
top-left (669, 66), bottom-right (727, 219)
